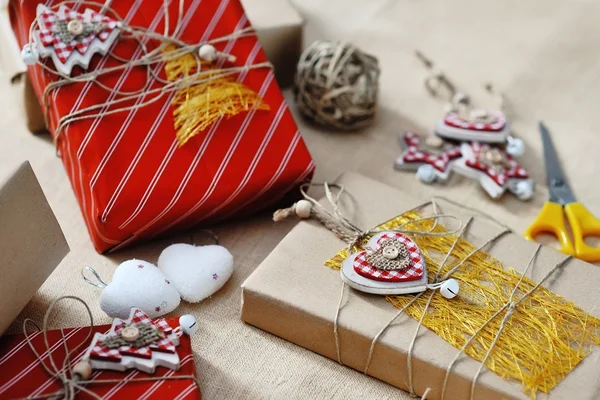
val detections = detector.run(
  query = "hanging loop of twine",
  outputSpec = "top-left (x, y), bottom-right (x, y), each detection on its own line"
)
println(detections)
top-left (81, 266), bottom-right (108, 288)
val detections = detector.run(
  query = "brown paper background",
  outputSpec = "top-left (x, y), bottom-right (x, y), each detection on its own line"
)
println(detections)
top-left (2, 0), bottom-right (600, 398)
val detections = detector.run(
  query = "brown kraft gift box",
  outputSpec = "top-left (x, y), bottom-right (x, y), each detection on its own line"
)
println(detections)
top-left (241, 172), bottom-right (600, 400)
top-left (0, 162), bottom-right (69, 336)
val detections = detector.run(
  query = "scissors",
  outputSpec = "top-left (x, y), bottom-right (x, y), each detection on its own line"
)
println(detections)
top-left (524, 122), bottom-right (600, 262)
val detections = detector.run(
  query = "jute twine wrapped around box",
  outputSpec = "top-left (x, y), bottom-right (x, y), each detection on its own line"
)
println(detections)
top-left (324, 207), bottom-right (600, 398)
top-left (275, 185), bottom-right (600, 398)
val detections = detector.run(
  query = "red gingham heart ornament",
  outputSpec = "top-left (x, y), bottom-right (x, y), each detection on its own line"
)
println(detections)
top-left (341, 232), bottom-right (429, 295)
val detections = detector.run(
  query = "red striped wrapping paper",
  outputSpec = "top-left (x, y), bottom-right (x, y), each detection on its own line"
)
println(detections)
top-left (9, 0), bottom-right (314, 253)
top-left (0, 319), bottom-right (201, 399)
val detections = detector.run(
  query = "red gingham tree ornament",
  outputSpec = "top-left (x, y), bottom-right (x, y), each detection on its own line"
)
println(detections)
top-left (85, 308), bottom-right (182, 373)
top-left (33, 4), bottom-right (121, 75)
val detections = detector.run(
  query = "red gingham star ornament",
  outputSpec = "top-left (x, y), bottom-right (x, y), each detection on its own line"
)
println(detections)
top-left (454, 142), bottom-right (534, 200)
top-left (33, 4), bottom-right (121, 75)
top-left (84, 308), bottom-right (182, 374)
top-left (341, 232), bottom-right (429, 295)
top-left (395, 132), bottom-right (462, 183)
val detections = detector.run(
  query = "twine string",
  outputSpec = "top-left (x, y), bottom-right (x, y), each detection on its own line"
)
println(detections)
top-left (22, 296), bottom-right (201, 400)
top-left (26, 1), bottom-right (271, 150)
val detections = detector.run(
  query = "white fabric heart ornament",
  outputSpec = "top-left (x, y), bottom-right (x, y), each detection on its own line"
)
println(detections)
top-left (158, 244), bottom-right (234, 303)
top-left (100, 259), bottom-right (181, 319)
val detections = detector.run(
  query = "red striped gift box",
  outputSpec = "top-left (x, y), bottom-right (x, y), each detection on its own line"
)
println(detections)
top-left (9, 0), bottom-right (314, 253)
top-left (0, 319), bottom-right (201, 399)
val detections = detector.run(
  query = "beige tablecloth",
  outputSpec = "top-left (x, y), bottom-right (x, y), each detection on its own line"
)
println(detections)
top-left (2, 0), bottom-right (600, 398)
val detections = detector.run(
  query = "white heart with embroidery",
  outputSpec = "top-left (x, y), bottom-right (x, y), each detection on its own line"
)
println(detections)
top-left (157, 243), bottom-right (234, 303)
top-left (99, 259), bottom-right (181, 319)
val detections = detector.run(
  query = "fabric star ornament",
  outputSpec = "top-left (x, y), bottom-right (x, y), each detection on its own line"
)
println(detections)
top-left (85, 308), bottom-right (181, 373)
top-left (395, 132), bottom-right (462, 182)
top-left (341, 232), bottom-right (429, 295)
top-left (33, 4), bottom-right (120, 75)
top-left (454, 142), bottom-right (534, 200)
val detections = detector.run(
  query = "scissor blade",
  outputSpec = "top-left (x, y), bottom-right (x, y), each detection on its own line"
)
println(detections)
top-left (539, 121), bottom-right (576, 204)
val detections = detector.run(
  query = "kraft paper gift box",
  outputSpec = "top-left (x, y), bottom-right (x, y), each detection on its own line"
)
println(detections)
top-left (0, 161), bottom-right (69, 336)
top-left (241, 172), bottom-right (600, 400)
top-left (9, 0), bottom-right (314, 253)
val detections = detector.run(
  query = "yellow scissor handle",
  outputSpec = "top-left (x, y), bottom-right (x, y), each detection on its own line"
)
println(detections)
top-left (564, 202), bottom-right (600, 262)
top-left (524, 201), bottom-right (574, 256)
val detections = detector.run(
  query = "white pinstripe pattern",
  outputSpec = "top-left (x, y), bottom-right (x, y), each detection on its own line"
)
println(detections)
top-left (137, 354), bottom-right (194, 400)
top-left (198, 101), bottom-right (287, 221)
top-left (0, 331), bottom-right (41, 367)
top-left (74, 0), bottom-right (201, 247)
top-left (87, 0), bottom-right (195, 189)
top-left (117, 16), bottom-right (255, 231)
top-left (66, 1), bottom-right (172, 247)
top-left (260, 158), bottom-right (315, 211)
top-left (173, 382), bottom-right (198, 400)
top-left (102, 367), bottom-right (142, 399)
top-left (28, 329), bottom-right (109, 398)
top-left (91, 0), bottom-right (213, 224)
top-left (0, 327), bottom-right (84, 395)
top-left (99, 0), bottom-right (235, 224)
top-left (76, 0), bottom-right (173, 160)
top-left (155, 71), bottom-right (275, 235)
top-left (66, 0), bottom-right (144, 216)
top-left (116, 61), bottom-right (272, 245)
top-left (220, 130), bottom-right (301, 219)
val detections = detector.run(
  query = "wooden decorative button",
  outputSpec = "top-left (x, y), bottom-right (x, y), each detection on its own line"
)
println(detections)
top-left (67, 19), bottom-right (84, 35)
top-left (383, 246), bottom-right (399, 259)
top-left (121, 326), bottom-right (140, 342)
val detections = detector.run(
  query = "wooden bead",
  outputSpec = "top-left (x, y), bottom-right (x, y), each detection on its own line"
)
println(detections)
top-left (198, 44), bottom-right (217, 62)
top-left (295, 200), bottom-right (312, 219)
top-left (425, 135), bottom-right (443, 148)
top-left (72, 360), bottom-right (92, 380)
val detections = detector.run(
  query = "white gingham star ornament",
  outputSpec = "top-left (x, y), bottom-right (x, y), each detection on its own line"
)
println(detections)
top-left (341, 232), bottom-right (429, 295)
top-left (32, 4), bottom-right (120, 75)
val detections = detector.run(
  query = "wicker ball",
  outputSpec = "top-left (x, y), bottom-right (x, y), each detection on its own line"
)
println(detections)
top-left (294, 41), bottom-right (380, 131)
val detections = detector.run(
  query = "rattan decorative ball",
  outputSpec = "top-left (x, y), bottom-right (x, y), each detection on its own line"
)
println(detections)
top-left (294, 41), bottom-right (380, 131)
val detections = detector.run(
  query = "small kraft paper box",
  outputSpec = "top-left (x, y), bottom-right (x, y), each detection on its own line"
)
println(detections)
top-left (241, 172), bottom-right (600, 400)
top-left (9, 0), bottom-right (314, 253)
top-left (0, 161), bottom-right (69, 336)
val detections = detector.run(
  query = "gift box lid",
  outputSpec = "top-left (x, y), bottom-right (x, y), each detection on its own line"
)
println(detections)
top-left (0, 161), bottom-right (69, 336)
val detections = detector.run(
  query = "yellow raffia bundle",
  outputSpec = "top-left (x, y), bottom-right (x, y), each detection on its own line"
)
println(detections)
top-left (325, 211), bottom-right (600, 397)
top-left (164, 46), bottom-right (269, 146)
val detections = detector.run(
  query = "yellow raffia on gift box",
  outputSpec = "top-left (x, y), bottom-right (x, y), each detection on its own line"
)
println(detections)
top-left (164, 45), bottom-right (270, 147)
top-left (325, 211), bottom-right (600, 397)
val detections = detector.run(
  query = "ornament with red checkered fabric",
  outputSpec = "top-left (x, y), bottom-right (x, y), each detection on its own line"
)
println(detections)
top-left (395, 132), bottom-right (462, 183)
top-left (435, 106), bottom-right (511, 144)
top-left (453, 142), bottom-right (534, 200)
top-left (340, 232), bottom-right (429, 295)
top-left (31, 4), bottom-right (121, 75)
top-left (84, 307), bottom-right (189, 374)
